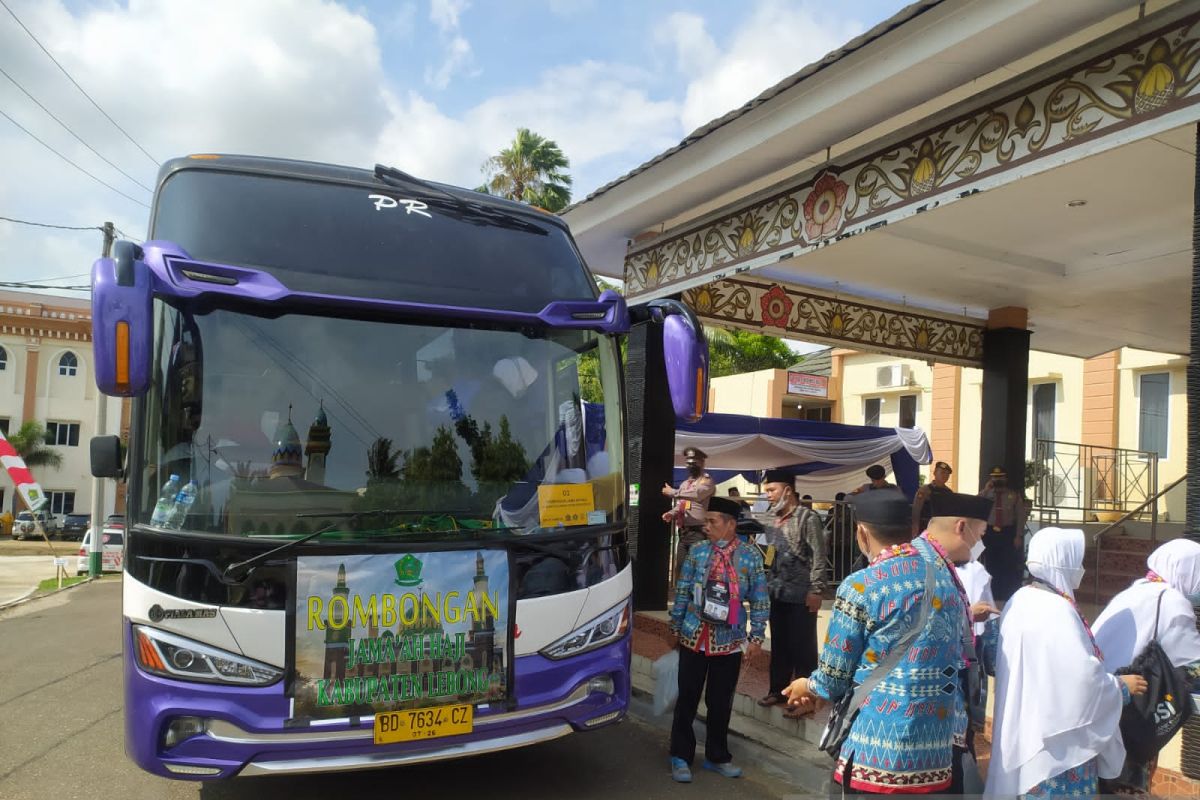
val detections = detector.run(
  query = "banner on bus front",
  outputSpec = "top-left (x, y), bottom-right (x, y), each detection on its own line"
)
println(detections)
top-left (290, 550), bottom-right (510, 722)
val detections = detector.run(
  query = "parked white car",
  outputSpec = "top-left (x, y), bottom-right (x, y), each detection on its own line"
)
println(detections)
top-left (75, 527), bottom-right (124, 575)
top-left (13, 510), bottom-right (62, 540)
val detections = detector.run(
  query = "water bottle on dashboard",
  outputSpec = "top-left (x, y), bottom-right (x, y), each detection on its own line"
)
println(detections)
top-left (150, 474), bottom-right (181, 527)
top-left (166, 480), bottom-right (198, 530)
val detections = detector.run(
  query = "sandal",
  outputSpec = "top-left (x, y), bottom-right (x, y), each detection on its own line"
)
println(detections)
top-left (757, 693), bottom-right (784, 707)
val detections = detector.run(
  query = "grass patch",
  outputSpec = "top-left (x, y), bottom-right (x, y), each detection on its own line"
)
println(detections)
top-left (37, 576), bottom-right (88, 592)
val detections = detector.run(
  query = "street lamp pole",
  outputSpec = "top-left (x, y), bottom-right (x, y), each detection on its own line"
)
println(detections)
top-left (89, 223), bottom-right (114, 578)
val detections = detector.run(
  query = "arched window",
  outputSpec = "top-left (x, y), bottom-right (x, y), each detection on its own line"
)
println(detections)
top-left (0, 346), bottom-right (7, 371)
top-left (58, 351), bottom-right (78, 377)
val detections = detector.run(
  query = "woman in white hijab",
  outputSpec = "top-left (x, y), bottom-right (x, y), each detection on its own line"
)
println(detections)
top-left (1092, 538), bottom-right (1200, 794)
top-left (984, 528), bottom-right (1148, 799)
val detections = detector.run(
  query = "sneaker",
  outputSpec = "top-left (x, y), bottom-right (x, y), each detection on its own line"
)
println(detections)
top-left (703, 760), bottom-right (742, 778)
top-left (670, 757), bottom-right (693, 783)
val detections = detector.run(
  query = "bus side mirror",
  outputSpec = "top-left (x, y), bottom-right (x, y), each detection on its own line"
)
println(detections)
top-left (90, 435), bottom-right (124, 479)
top-left (92, 240), bottom-right (153, 397)
top-left (643, 299), bottom-right (709, 423)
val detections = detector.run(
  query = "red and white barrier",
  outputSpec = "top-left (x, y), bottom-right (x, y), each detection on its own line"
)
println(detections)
top-left (0, 430), bottom-right (48, 512)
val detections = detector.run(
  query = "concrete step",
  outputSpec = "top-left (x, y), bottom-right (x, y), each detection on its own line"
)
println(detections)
top-left (631, 652), bottom-right (831, 750)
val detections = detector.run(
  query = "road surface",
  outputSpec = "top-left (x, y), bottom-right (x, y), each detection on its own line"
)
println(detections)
top-left (0, 580), bottom-right (812, 800)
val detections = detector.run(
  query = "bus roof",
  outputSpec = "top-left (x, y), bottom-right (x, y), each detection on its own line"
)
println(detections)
top-left (155, 154), bottom-right (569, 231)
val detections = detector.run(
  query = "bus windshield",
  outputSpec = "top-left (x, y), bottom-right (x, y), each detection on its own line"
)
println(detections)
top-left (136, 300), bottom-right (625, 539)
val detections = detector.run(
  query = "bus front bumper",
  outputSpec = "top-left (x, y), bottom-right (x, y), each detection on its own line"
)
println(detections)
top-left (124, 625), bottom-right (630, 780)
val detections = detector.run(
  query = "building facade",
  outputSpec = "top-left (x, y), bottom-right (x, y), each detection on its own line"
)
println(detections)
top-left (0, 290), bottom-right (125, 518)
top-left (710, 345), bottom-right (1187, 520)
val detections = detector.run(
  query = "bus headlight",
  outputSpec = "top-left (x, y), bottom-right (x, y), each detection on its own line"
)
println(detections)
top-left (540, 600), bottom-right (630, 660)
top-left (134, 625), bottom-right (283, 686)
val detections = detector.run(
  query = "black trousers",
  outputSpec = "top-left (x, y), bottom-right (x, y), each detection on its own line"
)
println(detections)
top-left (669, 645), bottom-right (742, 765)
top-left (981, 525), bottom-right (1024, 602)
top-left (768, 598), bottom-right (818, 694)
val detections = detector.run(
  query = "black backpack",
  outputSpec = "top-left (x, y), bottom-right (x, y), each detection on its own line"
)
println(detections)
top-left (1115, 590), bottom-right (1193, 763)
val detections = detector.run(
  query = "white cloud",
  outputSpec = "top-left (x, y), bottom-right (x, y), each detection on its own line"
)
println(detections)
top-left (656, 12), bottom-right (718, 76)
top-left (676, 1), bottom-right (865, 133)
top-left (385, 2), bottom-right (419, 40)
top-left (430, 0), bottom-right (468, 32)
top-left (425, 0), bottom-right (474, 89)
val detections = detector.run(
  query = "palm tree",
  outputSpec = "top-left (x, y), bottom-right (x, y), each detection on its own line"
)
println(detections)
top-left (366, 437), bottom-right (400, 483)
top-left (6, 421), bottom-right (63, 512)
top-left (479, 128), bottom-right (573, 212)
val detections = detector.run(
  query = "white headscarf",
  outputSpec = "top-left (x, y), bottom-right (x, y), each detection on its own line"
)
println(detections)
top-left (984, 527), bottom-right (1126, 798)
top-left (1094, 539), bottom-right (1200, 672)
top-left (1026, 526), bottom-right (1086, 598)
top-left (957, 560), bottom-right (994, 636)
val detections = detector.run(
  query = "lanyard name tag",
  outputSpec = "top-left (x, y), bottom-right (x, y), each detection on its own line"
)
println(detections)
top-left (701, 578), bottom-right (732, 624)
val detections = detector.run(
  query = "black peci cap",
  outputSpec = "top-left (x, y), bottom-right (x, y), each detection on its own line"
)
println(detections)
top-left (929, 491), bottom-right (993, 522)
top-left (848, 489), bottom-right (910, 526)
top-left (707, 496), bottom-right (742, 519)
top-left (866, 464), bottom-right (887, 480)
top-left (762, 468), bottom-right (793, 485)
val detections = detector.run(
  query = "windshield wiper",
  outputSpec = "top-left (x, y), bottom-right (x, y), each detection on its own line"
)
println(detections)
top-left (374, 164), bottom-right (548, 235)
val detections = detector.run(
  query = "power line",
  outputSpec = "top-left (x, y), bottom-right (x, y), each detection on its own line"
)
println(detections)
top-left (0, 64), bottom-right (153, 192)
top-left (0, 0), bottom-right (157, 165)
top-left (0, 106), bottom-right (150, 208)
top-left (0, 215), bottom-right (101, 232)
top-left (0, 281), bottom-right (89, 291)
top-left (35, 272), bottom-right (91, 283)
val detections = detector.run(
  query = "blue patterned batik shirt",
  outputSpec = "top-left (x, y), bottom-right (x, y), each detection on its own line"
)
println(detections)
top-left (808, 535), bottom-right (970, 794)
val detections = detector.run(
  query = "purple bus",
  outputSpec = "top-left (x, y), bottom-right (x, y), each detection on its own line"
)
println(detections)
top-left (88, 155), bottom-right (707, 780)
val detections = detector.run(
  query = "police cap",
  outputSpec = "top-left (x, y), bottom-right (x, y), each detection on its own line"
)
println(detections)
top-left (683, 447), bottom-right (707, 461)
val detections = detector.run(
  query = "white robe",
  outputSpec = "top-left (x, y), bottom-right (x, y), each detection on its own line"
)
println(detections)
top-left (1094, 539), bottom-right (1200, 672)
top-left (984, 528), bottom-right (1127, 798)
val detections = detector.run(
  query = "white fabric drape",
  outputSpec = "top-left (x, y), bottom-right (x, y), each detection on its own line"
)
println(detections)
top-left (673, 427), bottom-right (930, 495)
top-left (984, 528), bottom-right (1127, 798)
top-left (1094, 539), bottom-right (1200, 672)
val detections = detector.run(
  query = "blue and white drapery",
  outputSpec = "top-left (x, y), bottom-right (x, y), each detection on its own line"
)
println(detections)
top-left (671, 412), bottom-right (932, 499)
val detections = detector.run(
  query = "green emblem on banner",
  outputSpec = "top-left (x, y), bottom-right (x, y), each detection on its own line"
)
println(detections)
top-left (393, 554), bottom-right (423, 587)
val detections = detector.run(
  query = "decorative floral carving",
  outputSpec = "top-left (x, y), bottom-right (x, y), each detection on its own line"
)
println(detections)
top-left (690, 278), bottom-right (985, 365)
top-left (624, 13), bottom-right (1200, 298)
top-left (759, 285), bottom-right (793, 327)
top-left (801, 172), bottom-right (849, 240)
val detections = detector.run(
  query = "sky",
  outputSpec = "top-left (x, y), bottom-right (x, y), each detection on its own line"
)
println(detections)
top-left (0, 0), bottom-right (910, 335)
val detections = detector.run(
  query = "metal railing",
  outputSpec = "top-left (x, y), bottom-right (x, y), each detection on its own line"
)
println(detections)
top-left (1032, 439), bottom-right (1158, 520)
top-left (1088, 474), bottom-right (1185, 604)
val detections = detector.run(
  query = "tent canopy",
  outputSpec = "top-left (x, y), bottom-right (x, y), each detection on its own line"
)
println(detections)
top-left (673, 412), bottom-right (931, 499)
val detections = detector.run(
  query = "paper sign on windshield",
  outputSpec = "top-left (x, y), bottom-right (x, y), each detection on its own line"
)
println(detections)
top-left (537, 483), bottom-right (595, 527)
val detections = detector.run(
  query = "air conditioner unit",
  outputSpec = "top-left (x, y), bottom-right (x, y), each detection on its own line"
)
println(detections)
top-left (876, 364), bottom-right (910, 388)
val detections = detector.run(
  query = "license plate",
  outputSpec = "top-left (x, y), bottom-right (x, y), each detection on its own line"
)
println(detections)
top-left (373, 704), bottom-right (473, 744)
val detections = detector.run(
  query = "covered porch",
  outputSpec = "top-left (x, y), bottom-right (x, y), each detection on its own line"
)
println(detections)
top-left (564, 0), bottom-right (1200, 789)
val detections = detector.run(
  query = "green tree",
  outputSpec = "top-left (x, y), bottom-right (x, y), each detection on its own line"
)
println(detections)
top-left (8, 421), bottom-right (63, 512)
top-left (366, 437), bottom-right (400, 482)
top-left (706, 328), bottom-right (796, 378)
top-left (479, 128), bottom-right (573, 212)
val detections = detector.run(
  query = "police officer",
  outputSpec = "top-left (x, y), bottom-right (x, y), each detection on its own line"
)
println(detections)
top-left (662, 446), bottom-right (716, 585)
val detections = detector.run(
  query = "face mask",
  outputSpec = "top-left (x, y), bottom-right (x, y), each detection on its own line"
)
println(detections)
top-left (1063, 567), bottom-right (1085, 590)
top-left (969, 539), bottom-right (986, 562)
top-left (687, 464), bottom-right (702, 478)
